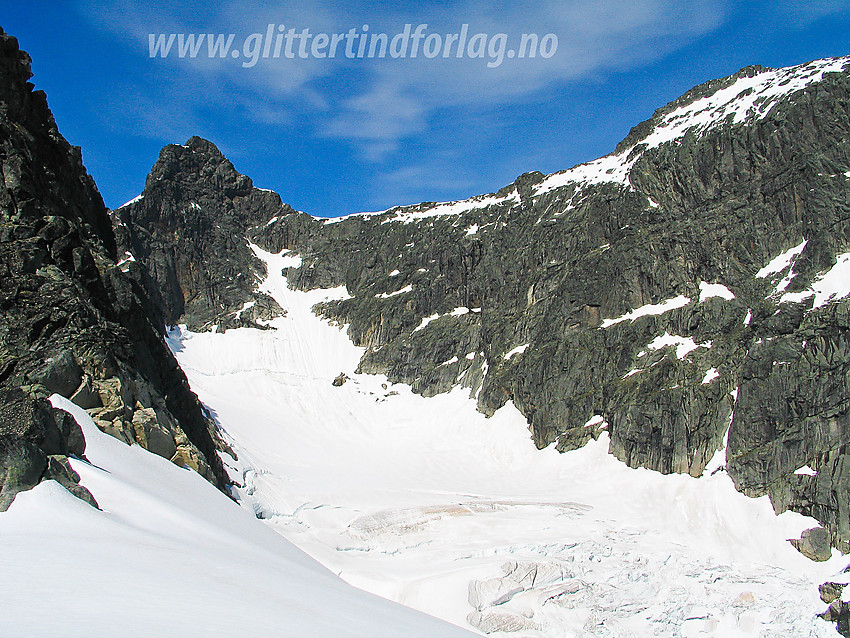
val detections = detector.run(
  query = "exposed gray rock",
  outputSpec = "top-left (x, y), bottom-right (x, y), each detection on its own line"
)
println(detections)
top-left (821, 581), bottom-right (846, 604)
top-left (131, 407), bottom-right (177, 461)
top-left (791, 526), bottom-right (834, 562)
top-left (820, 599), bottom-right (850, 636)
top-left (29, 350), bottom-right (83, 398)
top-left (44, 455), bottom-right (97, 508)
top-left (70, 375), bottom-right (101, 410)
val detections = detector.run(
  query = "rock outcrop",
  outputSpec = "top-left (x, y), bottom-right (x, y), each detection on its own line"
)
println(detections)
top-left (0, 29), bottom-right (229, 509)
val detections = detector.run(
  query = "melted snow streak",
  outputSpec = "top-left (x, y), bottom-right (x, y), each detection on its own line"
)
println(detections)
top-left (161, 246), bottom-right (848, 637)
top-left (600, 295), bottom-right (691, 328)
top-left (757, 240), bottom-right (808, 279)
top-left (535, 57), bottom-right (849, 195)
top-left (780, 252), bottom-right (850, 308)
top-left (754, 240), bottom-right (850, 308)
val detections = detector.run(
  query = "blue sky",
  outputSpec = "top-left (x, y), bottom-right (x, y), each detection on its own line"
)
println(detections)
top-left (4, 1), bottom-right (850, 217)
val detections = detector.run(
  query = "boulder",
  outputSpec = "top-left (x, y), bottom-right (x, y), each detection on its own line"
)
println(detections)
top-left (131, 407), bottom-right (177, 460)
top-left (791, 527), bottom-right (833, 562)
top-left (70, 375), bottom-right (101, 410)
top-left (29, 350), bottom-right (83, 398)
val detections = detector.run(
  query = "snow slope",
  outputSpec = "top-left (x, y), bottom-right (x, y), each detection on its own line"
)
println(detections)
top-left (164, 245), bottom-right (848, 637)
top-left (0, 395), bottom-right (476, 637)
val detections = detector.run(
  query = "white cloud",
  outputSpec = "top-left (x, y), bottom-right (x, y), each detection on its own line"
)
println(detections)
top-left (323, 81), bottom-right (429, 159)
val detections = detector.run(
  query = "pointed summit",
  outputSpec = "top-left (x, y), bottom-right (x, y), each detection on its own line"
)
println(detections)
top-left (143, 136), bottom-right (254, 202)
top-left (113, 137), bottom-right (292, 329)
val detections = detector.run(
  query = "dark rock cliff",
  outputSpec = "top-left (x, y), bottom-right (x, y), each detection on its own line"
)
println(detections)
top-left (113, 137), bottom-right (287, 331)
top-left (111, 53), bottom-right (850, 606)
top-left (0, 28), bottom-right (229, 509)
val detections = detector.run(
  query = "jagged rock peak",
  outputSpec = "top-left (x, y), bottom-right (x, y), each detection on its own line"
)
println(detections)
top-left (143, 136), bottom-right (257, 200)
top-left (113, 136), bottom-right (291, 330)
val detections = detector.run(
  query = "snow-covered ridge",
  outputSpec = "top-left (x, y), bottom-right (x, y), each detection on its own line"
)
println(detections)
top-left (382, 189), bottom-right (519, 225)
top-left (503, 343), bottom-right (529, 360)
top-left (116, 250), bottom-right (136, 272)
top-left (757, 239), bottom-right (808, 280)
top-left (641, 332), bottom-right (712, 360)
top-left (535, 56), bottom-right (849, 196)
top-left (115, 193), bottom-right (143, 209)
top-left (321, 189), bottom-right (519, 225)
top-left (313, 58), bottom-right (848, 227)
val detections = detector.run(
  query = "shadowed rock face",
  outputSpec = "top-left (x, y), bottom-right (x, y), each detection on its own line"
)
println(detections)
top-left (123, 57), bottom-right (850, 558)
top-left (0, 29), bottom-right (229, 508)
top-left (113, 136), bottom-right (288, 331)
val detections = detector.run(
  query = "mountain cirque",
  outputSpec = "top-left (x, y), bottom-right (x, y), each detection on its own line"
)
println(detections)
top-left (120, 55), bottom-right (850, 561)
top-left (4, 20), bottom-right (850, 634)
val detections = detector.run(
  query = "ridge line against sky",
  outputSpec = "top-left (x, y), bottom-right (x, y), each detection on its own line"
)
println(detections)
top-left (3, 1), bottom-right (850, 217)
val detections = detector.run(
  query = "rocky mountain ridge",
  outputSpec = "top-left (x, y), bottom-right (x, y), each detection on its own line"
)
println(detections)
top-left (3, 22), bottom-right (850, 632)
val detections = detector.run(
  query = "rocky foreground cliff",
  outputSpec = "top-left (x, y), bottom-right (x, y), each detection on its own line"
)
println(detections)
top-left (0, 28), bottom-right (230, 509)
top-left (118, 56), bottom-right (850, 574)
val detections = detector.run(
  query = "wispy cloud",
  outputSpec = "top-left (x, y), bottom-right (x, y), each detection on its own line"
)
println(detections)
top-left (316, 0), bottom-right (730, 158)
top-left (372, 162), bottom-right (477, 209)
top-left (80, 0), bottom-right (731, 163)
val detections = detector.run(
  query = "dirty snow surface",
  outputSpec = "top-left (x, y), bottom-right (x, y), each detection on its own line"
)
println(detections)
top-left (156, 245), bottom-right (847, 637)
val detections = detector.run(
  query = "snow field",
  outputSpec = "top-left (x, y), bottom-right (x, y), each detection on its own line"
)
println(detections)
top-left (165, 245), bottom-right (848, 636)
